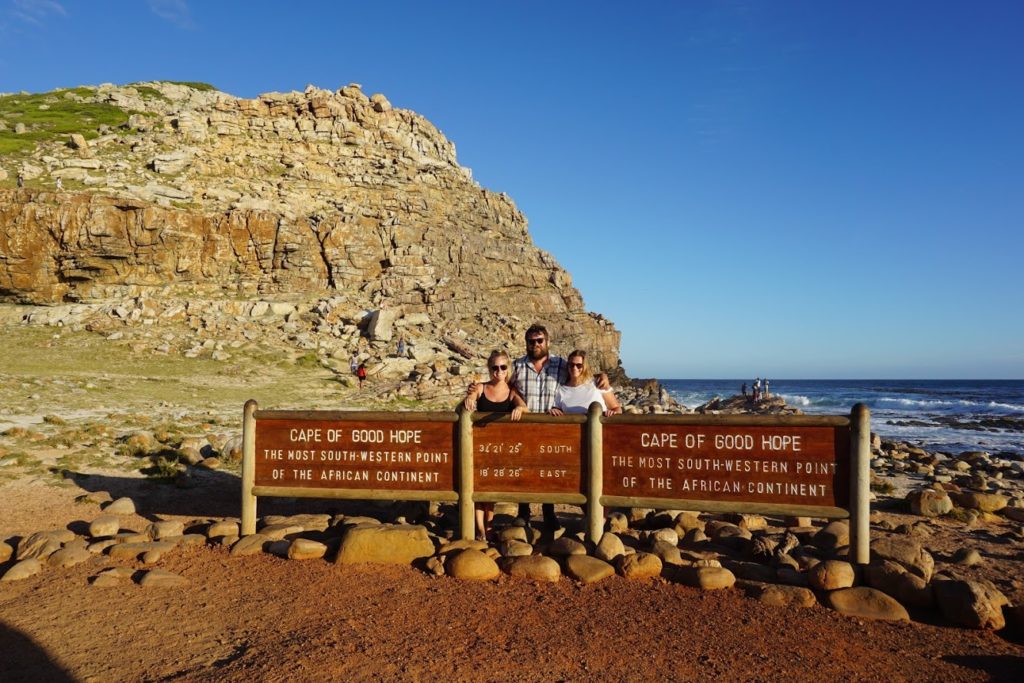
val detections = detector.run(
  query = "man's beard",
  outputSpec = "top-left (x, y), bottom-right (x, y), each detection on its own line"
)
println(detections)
top-left (527, 346), bottom-right (548, 362)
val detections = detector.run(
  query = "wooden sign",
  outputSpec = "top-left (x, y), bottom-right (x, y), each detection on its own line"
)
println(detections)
top-left (254, 417), bottom-right (455, 491)
top-left (603, 423), bottom-right (850, 507)
top-left (472, 420), bottom-right (582, 494)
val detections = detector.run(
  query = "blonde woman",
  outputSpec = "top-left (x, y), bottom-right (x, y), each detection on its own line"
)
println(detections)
top-left (548, 350), bottom-right (622, 417)
top-left (463, 350), bottom-right (527, 539)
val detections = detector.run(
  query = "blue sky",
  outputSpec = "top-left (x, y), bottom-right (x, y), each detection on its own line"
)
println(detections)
top-left (1, 1), bottom-right (1022, 379)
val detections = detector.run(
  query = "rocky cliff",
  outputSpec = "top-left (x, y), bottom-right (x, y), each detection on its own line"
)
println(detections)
top-left (0, 82), bottom-right (622, 386)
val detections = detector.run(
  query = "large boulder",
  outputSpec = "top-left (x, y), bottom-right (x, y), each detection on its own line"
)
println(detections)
top-left (933, 577), bottom-right (1009, 630)
top-left (334, 524), bottom-right (434, 565)
top-left (811, 521), bottom-right (849, 550)
top-left (950, 492), bottom-right (1008, 513)
top-left (504, 555), bottom-right (560, 582)
top-left (807, 560), bottom-right (855, 591)
top-left (564, 555), bottom-right (615, 584)
top-left (906, 489), bottom-right (953, 517)
top-left (616, 552), bottom-right (662, 580)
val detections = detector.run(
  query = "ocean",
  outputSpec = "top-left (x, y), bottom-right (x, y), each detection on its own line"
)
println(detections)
top-left (659, 379), bottom-right (1024, 458)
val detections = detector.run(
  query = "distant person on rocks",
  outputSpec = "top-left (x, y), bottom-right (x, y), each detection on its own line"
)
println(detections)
top-left (357, 363), bottom-right (367, 389)
top-left (55, 177), bottom-right (62, 191)
top-left (549, 350), bottom-right (621, 417)
top-left (742, 382), bottom-right (748, 399)
top-left (397, 335), bottom-right (406, 357)
top-left (17, 173), bottom-right (24, 188)
top-left (462, 350), bottom-right (527, 540)
top-left (763, 378), bottom-right (770, 399)
top-left (350, 352), bottom-right (359, 375)
top-left (465, 323), bottom-right (610, 531)
top-left (753, 378), bottom-right (761, 402)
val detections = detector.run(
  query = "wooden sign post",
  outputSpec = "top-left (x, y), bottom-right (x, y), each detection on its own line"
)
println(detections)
top-left (241, 401), bottom-right (871, 563)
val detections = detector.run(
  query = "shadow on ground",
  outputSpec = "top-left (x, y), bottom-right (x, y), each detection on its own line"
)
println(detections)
top-left (0, 620), bottom-right (76, 682)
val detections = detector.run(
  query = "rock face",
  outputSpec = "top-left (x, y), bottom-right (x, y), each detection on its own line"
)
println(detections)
top-left (0, 82), bottom-right (622, 374)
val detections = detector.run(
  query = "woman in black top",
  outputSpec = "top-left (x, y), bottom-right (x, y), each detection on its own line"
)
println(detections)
top-left (463, 350), bottom-right (527, 539)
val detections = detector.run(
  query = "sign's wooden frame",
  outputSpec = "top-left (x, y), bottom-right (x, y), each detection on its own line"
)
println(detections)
top-left (241, 401), bottom-right (871, 563)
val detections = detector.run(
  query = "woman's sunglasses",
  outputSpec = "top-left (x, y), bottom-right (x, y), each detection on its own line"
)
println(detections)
top-left (490, 364), bottom-right (508, 371)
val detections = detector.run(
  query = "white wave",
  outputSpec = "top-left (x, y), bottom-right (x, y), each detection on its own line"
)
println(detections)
top-left (988, 401), bottom-right (1024, 412)
top-left (780, 394), bottom-right (811, 406)
top-left (878, 397), bottom-right (1024, 412)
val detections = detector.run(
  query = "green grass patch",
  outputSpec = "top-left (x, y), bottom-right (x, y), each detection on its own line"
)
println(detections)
top-left (156, 81), bottom-right (218, 92)
top-left (0, 89), bottom-right (131, 155)
top-left (128, 85), bottom-right (170, 102)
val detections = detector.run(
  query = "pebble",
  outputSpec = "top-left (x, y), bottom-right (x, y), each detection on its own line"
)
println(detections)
top-left (91, 566), bottom-right (134, 587)
top-left (445, 549), bottom-right (499, 580)
top-left (828, 587), bottom-right (910, 621)
top-left (139, 568), bottom-right (188, 587)
top-left (504, 555), bottom-right (560, 582)
top-left (564, 555), bottom-right (615, 584)
top-left (1, 558), bottom-right (42, 582)
top-left (616, 551), bottom-right (663, 580)
top-left (499, 540), bottom-right (533, 558)
top-left (103, 497), bottom-right (136, 514)
top-left (747, 583), bottom-right (817, 608)
top-left (89, 514), bottom-right (121, 538)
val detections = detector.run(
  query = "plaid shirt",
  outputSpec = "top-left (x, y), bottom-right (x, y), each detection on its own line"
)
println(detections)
top-left (511, 354), bottom-right (568, 412)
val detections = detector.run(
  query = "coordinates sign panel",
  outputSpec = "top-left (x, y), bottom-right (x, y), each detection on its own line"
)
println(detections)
top-left (255, 419), bottom-right (455, 490)
top-left (603, 424), bottom-right (849, 507)
top-left (473, 421), bottom-right (582, 494)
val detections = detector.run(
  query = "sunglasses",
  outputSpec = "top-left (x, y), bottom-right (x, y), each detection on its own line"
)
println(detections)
top-left (526, 338), bottom-right (546, 346)
top-left (569, 362), bottom-right (584, 368)
top-left (490, 364), bottom-right (508, 371)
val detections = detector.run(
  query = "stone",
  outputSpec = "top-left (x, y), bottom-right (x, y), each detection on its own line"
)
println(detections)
top-left (807, 560), bottom-right (855, 591)
top-left (108, 541), bottom-right (176, 561)
top-left (425, 556), bottom-right (445, 576)
top-left (496, 526), bottom-right (529, 543)
top-left (367, 309), bottom-right (397, 342)
top-left (724, 560), bottom-right (776, 583)
top-left (870, 536), bottom-right (934, 582)
top-left (139, 568), bottom-right (188, 587)
top-left (267, 540), bottom-right (291, 558)
top-left (259, 523), bottom-right (304, 540)
top-left (594, 532), bottom-right (625, 563)
top-left (288, 539), bottom-right (327, 560)
top-left (68, 133), bottom-right (88, 149)
top-left (933, 578), bottom-right (1008, 630)
top-left (504, 555), bottom-right (560, 582)
top-left (446, 549), bottom-right (500, 580)
top-left (607, 512), bottom-right (630, 533)
top-left (207, 520), bottom-right (240, 538)
top-left (334, 524), bottom-right (434, 565)
top-left (547, 536), bottom-right (587, 558)
top-left (864, 559), bottom-right (933, 609)
top-left (812, 521), bottom-right (849, 550)
top-left (2, 558), bottom-right (43, 581)
top-left (650, 540), bottom-right (683, 565)
top-left (828, 587), bottom-right (910, 621)
top-left (16, 531), bottom-right (66, 561)
top-left (951, 491), bottom-right (1008, 513)
top-left (47, 546), bottom-right (92, 568)
top-left (952, 548), bottom-right (983, 566)
top-left (906, 488), bottom-right (953, 517)
top-left (0, 541), bottom-right (12, 563)
top-left (1002, 506), bottom-right (1024, 523)
top-left (103, 497), bottom-right (136, 514)
top-left (147, 520), bottom-right (185, 540)
top-left (749, 583), bottom-right (818, 608)
top-left (230, 534), bottom-right (270, 557)
top-left (89, 514), bottom-right (121, 538)
top-left (676, 566), bottom-right (736, 590)
top-left (76, 491), bottom-right (113, 506)
top-left (616, 552), bottom-right (663, 580)
top-left (650, 528), bottom-right (679, 546)
top-left (500, 540), bottom-right (533, 558)
top-left (565, 555), bottom-right (616, 584)
top-left (91, 566), bottom-right (134, 587)
top-left (436, 539), bottom-right (488, 555)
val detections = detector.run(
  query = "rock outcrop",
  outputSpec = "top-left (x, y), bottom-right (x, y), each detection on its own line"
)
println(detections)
top-left (0, 82), bottom-right (621, 374)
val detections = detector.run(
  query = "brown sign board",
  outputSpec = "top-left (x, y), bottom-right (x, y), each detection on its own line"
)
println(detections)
top-left (472, 420), bottom-right (583, 494)
top-left (603, 423), bottom-right (850, 508)
top-left (254, 417), bottom-right (455, 491)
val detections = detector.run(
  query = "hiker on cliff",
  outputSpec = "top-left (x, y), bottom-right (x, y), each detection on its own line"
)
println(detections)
top-left (357, 363), bottom-right (367, 389)
top-left (17, 173), bottom-right (24, 188)
top-left (462, 350), bottom-right (527, 540)
top-left (753, 378), bottom-right (761, 402)
top-left (349, 352), bottom-right (359, 375)
top-left (465, 323), bottom-right (609, 531)
top-left (763, 378), bottom-right (770, 399)
top-left (396, 335), bottom-right (406, 357)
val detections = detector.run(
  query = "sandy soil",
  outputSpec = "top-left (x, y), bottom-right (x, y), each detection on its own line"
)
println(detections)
top-left (1, 476), bottom-right (1023, 683)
